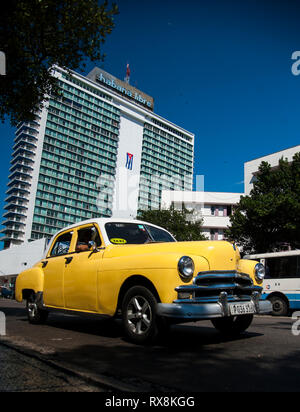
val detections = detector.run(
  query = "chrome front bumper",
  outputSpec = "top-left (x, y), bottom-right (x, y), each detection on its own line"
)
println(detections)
top-left (157, 291), bottom-right (272, 320)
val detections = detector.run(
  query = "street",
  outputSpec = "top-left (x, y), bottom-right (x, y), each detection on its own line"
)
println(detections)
top-left (1, 298), bottom-right (300, 392)
top-left (0, 344), bottom-right (104, 392)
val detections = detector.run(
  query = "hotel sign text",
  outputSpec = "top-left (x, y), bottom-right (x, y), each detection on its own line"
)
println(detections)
top-left (91, 69), bottom-right (154, 110)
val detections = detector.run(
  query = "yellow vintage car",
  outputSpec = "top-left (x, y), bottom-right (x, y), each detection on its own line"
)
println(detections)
top-left (15, 218), bottom-right (271, 343)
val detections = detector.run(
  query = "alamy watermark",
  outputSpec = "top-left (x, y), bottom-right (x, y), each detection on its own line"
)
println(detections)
top-left (291, 51), bottom-right (300, 76)
top-left (0, 51), bottom-right (6, 76)
top-left (0, 311), bottom-right (6, 336)
top-left (291, 311), bottom-right (300, 336)
top-left (95, 170), bottom-right (205, 217)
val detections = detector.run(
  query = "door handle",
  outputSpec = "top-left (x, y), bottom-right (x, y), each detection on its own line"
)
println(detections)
top-left (64, 256), bottom-right (73, 264)
top-left (42, 261), bottom-right (48, 268)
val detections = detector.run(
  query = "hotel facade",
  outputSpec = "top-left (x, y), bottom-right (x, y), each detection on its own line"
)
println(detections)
top-left (1, 67), bottom-right (194, 248)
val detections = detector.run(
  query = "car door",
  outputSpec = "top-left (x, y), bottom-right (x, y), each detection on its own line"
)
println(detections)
top-left (63, 224), bottom-right (104, 312)
top-left (43, 229), bottom-right (75, 308)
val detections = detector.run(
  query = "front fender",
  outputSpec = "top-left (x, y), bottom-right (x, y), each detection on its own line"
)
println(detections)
top-left (15, 267), bottom-right (44, 302)
top-left (238, 259), bottom-right (262, 287)
top-left (98, 254), bottom-right (210, 315)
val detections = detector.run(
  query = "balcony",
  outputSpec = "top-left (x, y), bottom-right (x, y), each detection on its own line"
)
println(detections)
top-left (12, 147), bottom-right (35, 160)
top-left (14, 132), bottom-right (38, 144)
top-left (201, 215), bottom-right (231, 229)
top-left (12, 139), bottom-right (37, 153)
top-left (4, 192), bottom-right (29, 204)
top-left (11, 154), bottom-right (34, 167)
top-left (12, 144), bottom-right (36, 158)
top-left (8, 175), bottom-right (32, 186)
top-left (1, 224), bottom-right (25, 232)
top-left (6, 185), bottom-right (30, 195)
top-left (15, 123), bottom-right (39, 135)
top-left (8, 169), bottom-right (33, 181)
top-left (3, 209), bottom-right (27, 218)
top-left (9, 163), bottom-right (34, 174)
top-left (4, 201), bottom-right (28, 211)
top-left (0, 233), bottom-right (24, 244)
top-left (2, 217), bottom-right (26, 226)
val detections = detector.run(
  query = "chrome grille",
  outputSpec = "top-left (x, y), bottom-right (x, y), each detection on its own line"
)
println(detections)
top-left (175, 271), bottom-right (262, 304)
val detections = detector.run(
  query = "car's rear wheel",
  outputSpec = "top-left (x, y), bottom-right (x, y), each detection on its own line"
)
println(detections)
top-left (26, 293), bottom-right (48, 324)
top-left (121, 286), bottom-right (162, 344)
top-left (211, 314), bottom-right (253, 336)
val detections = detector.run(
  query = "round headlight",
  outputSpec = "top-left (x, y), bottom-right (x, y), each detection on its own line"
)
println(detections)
top-left (178, 256), bottom-right (194, 281)
top-left (254, 263), bottom-right (265, 282)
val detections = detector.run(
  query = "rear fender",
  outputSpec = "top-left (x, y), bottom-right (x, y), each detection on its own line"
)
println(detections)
top-left (15, 267), bottom-right (44, 302)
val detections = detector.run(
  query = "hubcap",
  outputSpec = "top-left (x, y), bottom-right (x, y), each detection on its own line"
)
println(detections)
top-left (28, 302), bottom-right (37, 318)
top-left (127, 296), bottom-right (152, 335)
top-left (273, 301), bottom-right (283, 312)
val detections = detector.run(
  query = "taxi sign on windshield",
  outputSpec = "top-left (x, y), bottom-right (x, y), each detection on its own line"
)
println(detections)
top-left (110, 238), bottom-right (127, 244)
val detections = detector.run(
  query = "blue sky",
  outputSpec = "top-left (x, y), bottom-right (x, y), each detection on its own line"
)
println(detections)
top-left (1, 0), bottom-right (300, 222)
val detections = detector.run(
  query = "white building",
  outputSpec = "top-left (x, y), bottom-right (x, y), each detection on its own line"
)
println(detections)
top-left (0, 238), bottom-right (48, 286)
top-left (1, 66), bottom-right (194, 248)
top-left (244, 145), bottom-right (300, 194)
top-left (161, 145), bottom-right (300, 241)
top-left (161, 190), bottom-right (242, 240)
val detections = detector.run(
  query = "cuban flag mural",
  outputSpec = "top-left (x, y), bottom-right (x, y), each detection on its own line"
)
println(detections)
top-left (125, 152), bottom-right (134, 170)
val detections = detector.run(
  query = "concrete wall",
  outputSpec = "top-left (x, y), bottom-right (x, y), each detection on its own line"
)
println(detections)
top-left (0, 238), bottom-right (48, 278)
top-left (244, 145), bottom-right (300, 194)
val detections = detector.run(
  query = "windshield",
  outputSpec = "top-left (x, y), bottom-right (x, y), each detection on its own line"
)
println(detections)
top-left (105, 222), bottom-right (175, 245)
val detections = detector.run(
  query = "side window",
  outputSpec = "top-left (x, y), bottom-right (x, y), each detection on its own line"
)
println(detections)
top-left (145, 225), bottom-right (175, 242)
top-left (266, 256), bottom-right (300, 279)
top-left (75, 226), bottom-right (101, 253)
top-left (50, 232), bottom-right (73, 257)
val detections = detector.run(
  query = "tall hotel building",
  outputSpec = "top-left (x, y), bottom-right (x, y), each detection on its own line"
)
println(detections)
top-left (2, 67), bottom-right (194, 248)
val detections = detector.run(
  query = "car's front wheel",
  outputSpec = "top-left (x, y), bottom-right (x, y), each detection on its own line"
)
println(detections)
top-left (211, 314), bottom-right (253, 336)
top-left (26, 294), bottom-right (48, 324)
top-left (121, 286), bottom-right (161, 344)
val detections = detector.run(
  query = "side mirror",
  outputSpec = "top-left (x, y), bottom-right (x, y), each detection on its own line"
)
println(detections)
top-left (88, 241), bottom-right (99, 252)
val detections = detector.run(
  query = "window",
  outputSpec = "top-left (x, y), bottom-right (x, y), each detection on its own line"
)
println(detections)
top-left (75, 226), bottom-right (101, 252)
top-left (50, 231), bottom-right (73, 256)
top-left (105, 223), bottom-right (149, 244)
top-left (105, 222), bottom-right (175, 245)
top-left (210, 229), bottom-right (216, 240)
top-left (145, 225), bottom-right (175, 243)
top-left (265, 256), bottom-right (300, 279)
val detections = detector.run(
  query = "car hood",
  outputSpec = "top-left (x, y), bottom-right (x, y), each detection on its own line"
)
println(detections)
top-left (103, 240), bottom-right (239, 271)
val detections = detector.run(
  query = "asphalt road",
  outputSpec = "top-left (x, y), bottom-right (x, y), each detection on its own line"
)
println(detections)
top-left (0, 344), bottom-right (104, 392)
top-left (1, 298), bottom-right (300, 392)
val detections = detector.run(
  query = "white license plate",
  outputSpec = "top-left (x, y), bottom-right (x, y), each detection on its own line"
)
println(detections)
top-left (229, 302), bottom-right (255, 315)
